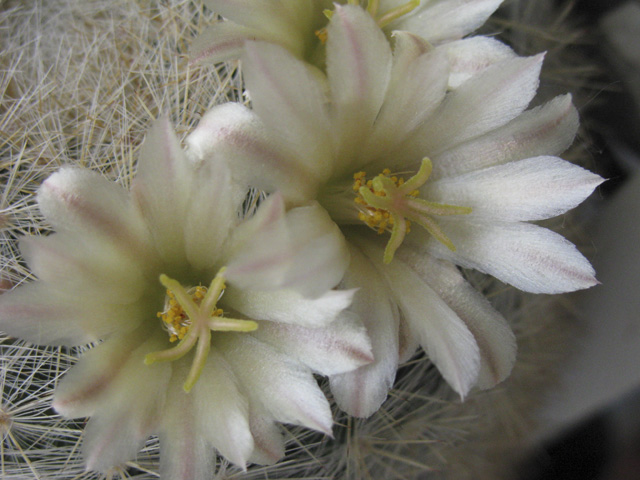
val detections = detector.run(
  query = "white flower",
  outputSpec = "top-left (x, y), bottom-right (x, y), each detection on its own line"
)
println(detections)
top-left (191, 0), bottom-right (505, 70)
top-left (0, 117), bottom-right (373, 475)
top-left (186, 6), bottom-right (603, 417)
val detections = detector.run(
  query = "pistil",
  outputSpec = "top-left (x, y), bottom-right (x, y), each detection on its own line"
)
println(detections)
top-left (145, 268), bottom-right (258, 392)
top-left (354, 158), bottom-right (472, 264)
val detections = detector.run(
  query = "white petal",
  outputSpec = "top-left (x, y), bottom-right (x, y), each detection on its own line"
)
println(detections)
top-left (189, 22), bottom-right (262, 65)
top-left (224, 193), bottom-right (291, 288)
top-left (226, 200), bottom-right (350, 297)
top-left (437, 36), bottom-right (517, 88)
top-left (327, 5), bottom-right (392, 175)
top-left (185, 103), bottom-right (316, 205)
top-left (53, 329), bottom-right (158, 418)
top-left (330, 246), bottom-right (400, 417)
top-left (247, 409), bottom-right (285, 465)
top-left (132, 116), bottom-right (192, 266)
top-left (413, 54), bottom-right (544, 156)
top-left (388, 0), bottom-right (504, 44)
top-left (183, 159), bottom-right (237, 270)
top-left (426, 156), bottom-right (604, 221)
top-left (204, 0), bottom-right (303, 42)
top-left (365, 39), bottom-right (449, 162)
top-left (80, 337), bottom-right (171, 472)
top-left (250, 311), bottom-right (373, 375)
top-left (355, 236), bottom-right (481, 398)
top-left (278, 202), bottom-right (351, 296)
top-left (218, 334), bottom-right (333, 435)
top-left (191, 350), bottom-right (254, 468)
top-left (398, 250), bottom-right (516, 388)
top-left (432, 94), bottom-right (579, 179)
top-left (37, 168), bottom-right (151, 264)
top-left (0, 282), bottom-right (146, 346)
top-left (428, 219), bottom-right (598, 293)
top-left (160, 382), bottom-right (215, 480)
top-left (223, 287), bottom-right (355, 328)
top-left (243, 41), bottom-right (332, 181)
top-left (20, 233), bottom-right (145, 304)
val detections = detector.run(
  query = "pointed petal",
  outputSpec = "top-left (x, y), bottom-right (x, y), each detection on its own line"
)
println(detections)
top-left (428, 219), bottom-right (598, 293)
top-left (366, 37), bottom-right (449, 162)
top-left (218, 334), bottom-right (333, 436)
top-left (132, 116), bottom-right (192, 266)
top-left (247, 409), bottom-right (285, 465)
top-left (437, 36), bottom-right (516, 88)
top-left (388, 0), bottom-right (504, 44)
top-left (80, 337), bottom-right (171, 472)
top-left (243, 41), bottom-right (332, 180)
top-left (250, 311), bottom-right (373, 375)
top-left (413, 54), bottom-right (544, 156)
top-left (330, 246), bottom-right (400, 417)
top-left (278, 202), bottom-right (350, 296)
top-left (224, 287), bottom-right (355, 328)
top-left (0, 283), bottom-right (146, 346)
top-left (398, 250), bottom-right (516, 388)
top-left (355, 236), bottom-right (481, 398)
top-left (20, 233), bottom-right (145, 304)
top-left (426, 156), bottom-right (604, 221)
top-left (190, 22), bottom-right (262, 65)
top-left (432, 94), bottom-right (580, 178)
top-left (327, 5), bottom-right (392, 174)
top-left (226, 200), bottom-right (350, 297)
top-left (184, 159), bottom-right (237, 270)
top-left (54, 331), bottom-right (166, 417)
top-left (192, 350), bottom-right (254, 468)
top-left (159, 381), bottom-right (215, 480)
top-left (185, 103), bottom-right (316, 205)
top-left (37, 168), bottom-right (151, 264)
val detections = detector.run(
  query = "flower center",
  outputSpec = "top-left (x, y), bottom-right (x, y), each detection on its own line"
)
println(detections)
top-left (353, 158), bottom-right (472, 264)
top-left (145, 267), bottom-right (258, 393)
top-left (315, 0), bottom-right (420, 43)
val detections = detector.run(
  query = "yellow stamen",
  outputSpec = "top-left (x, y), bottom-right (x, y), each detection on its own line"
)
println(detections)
top-left (354, 158), bottom-right (472, 264)
top-left (145, 268), bottom-right (258, 393)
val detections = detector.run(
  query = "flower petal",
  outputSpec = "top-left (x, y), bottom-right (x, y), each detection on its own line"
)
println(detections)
top-left (185, 103), bottom-right (316, 205)
top-left (431, 94), bottom-right (580, 178)
top-left (19, 233), bottom-right (145, 304)
top-left (243, 40), bottom-right (332, 181)
top-left (427, 219), bottom-right (598, 293)
top-left (437, 36), bottom-right (517, 88)
top-left (425, 156), bottom-right (604, 221)
top-left (354, 236), bottom-right (481, 398)
top-left (412, 54), bottom-right (544, 157)
top-left (365, 36), bottom-right (449, 163)
top-left (327, 5), bottom-right (392, 175)
top-left (37, 168), bottom-right (151, 264)
top-left (0, 282), bottom-right (146, 346)
top-left (329, 245), bottom-right (400, 417)
top-left (79, 337), bottom-right (171, 472)
top-left (224, 287), bottom-right (355, 328)
top-left (132, 116), bottom-right (193, 266)
top-left (387, 0), bottom-right (504, 44)
top-left (398, 250), bottom-right (516, 388)
top-left (226, 200), bottom-right (350, 297)
top-left (190, 22), bottom-right (261, 65)
top-left (250, 311), bottom-right (373, 375)
top-left (190, 350), bottom-right (254, 468)
top-left (218, 333), bottom-right (333, 436)
top-left (184, 158), bottom-right (238, 270)
top-left (247, 408), bottom-right (285, 465)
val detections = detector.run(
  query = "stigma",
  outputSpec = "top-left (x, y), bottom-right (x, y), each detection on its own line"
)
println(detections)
top-left (145, 268), bottom-right (258, 393)
top-left (354, 158), bottom-right (472, 264)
